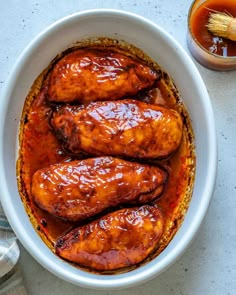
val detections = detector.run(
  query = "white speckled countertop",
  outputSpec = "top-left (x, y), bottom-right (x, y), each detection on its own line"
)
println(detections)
top-left (0, 1), bottom-right (236, 294)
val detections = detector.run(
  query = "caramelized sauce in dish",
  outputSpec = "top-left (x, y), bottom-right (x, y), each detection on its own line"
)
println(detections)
top-left (17, 38), bottom-right (195, 273)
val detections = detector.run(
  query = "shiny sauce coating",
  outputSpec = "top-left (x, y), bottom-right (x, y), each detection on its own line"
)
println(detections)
top-left (17, 42), bottom-right (195, 273)
top-left (56, 205), bottom-right (164, 270)
top-left (51, 100), bottom-right (183, 159)
top-left (31, 157), bottom-right (167, 222)
top-left (47, 49), bottom-right (159, 103)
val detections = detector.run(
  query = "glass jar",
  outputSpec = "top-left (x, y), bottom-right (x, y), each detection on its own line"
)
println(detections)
top-left (187, 0), bottom-right (236, 70)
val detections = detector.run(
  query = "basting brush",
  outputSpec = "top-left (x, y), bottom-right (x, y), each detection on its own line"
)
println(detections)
top-left (206, 11), bottom-right (236, 41)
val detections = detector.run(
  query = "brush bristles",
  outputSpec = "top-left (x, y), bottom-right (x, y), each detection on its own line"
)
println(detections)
top-left (207, 12), bottom-right (232, 38)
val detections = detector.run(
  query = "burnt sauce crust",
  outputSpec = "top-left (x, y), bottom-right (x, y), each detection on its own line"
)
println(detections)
top-left (17, 38), bottom-right (195, 274)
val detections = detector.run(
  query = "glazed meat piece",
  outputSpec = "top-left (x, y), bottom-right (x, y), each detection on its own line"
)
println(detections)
top-left (31, 157), bottom-right (167, 221)
top-left (56, 205), bottom-right (164, 270)
top-left (46, 49), bottom-right (159, 103)
top-left (51, 100), bottom-right (183, 159)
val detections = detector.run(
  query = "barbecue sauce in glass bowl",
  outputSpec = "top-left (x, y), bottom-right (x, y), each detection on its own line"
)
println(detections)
top-left (187, 0), bottom-right (236, 70)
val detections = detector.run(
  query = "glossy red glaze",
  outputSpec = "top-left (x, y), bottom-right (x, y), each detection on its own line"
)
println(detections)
top-left (56, 205), bottom-right (164, 270)
top-left (51, 100), bottom-right (183, 159)
top-left (31, 157), bottom-right (167, 221)
top-left (47, 49), bottom-right (159, 103)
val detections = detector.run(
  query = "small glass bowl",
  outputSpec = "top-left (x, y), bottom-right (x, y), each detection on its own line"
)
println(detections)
top-left (187, 0), bottom-right (236, 71)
